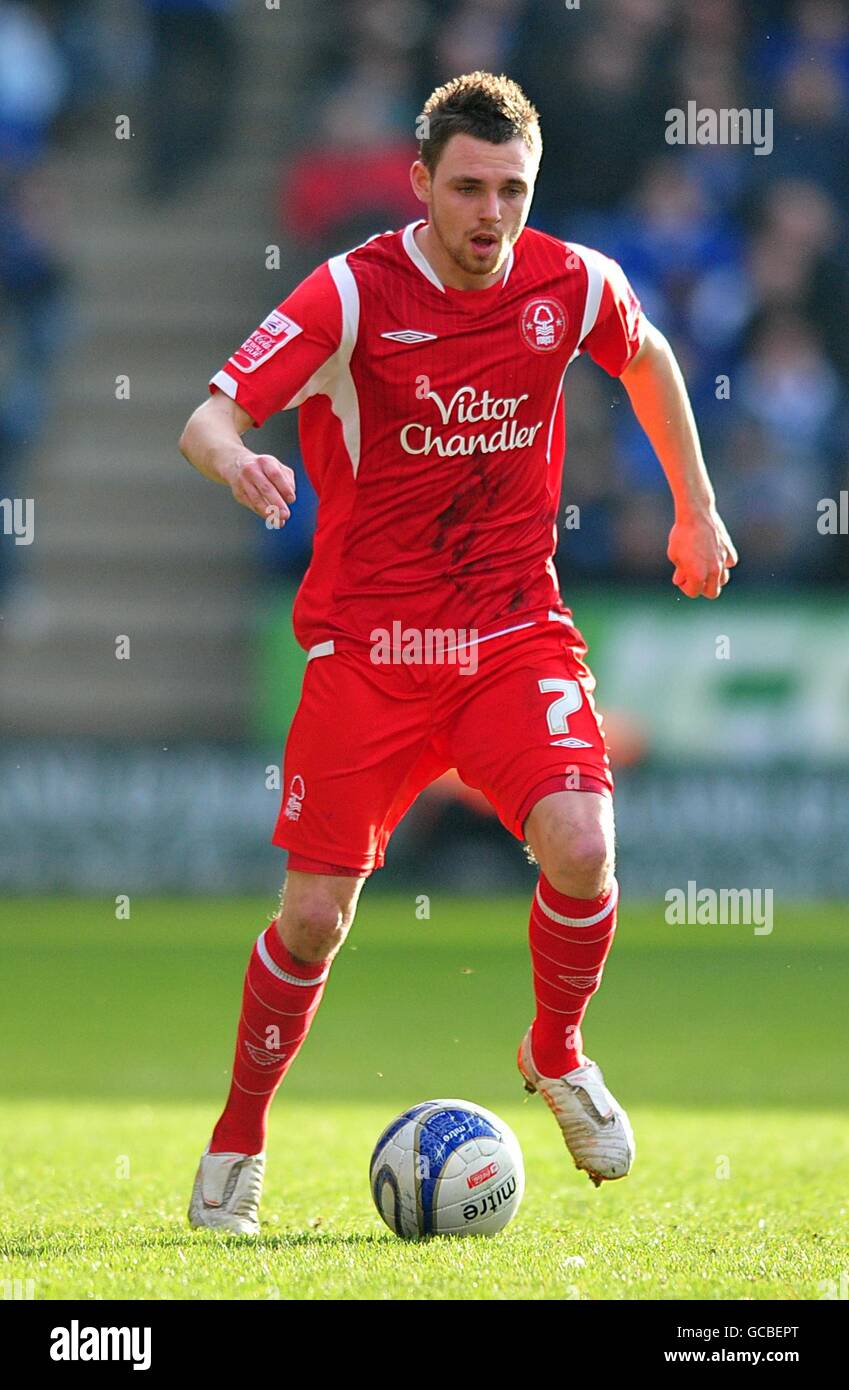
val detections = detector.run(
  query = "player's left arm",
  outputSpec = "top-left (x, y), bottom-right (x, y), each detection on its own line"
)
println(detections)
top-left (619, 320), bottom-right (738, 600)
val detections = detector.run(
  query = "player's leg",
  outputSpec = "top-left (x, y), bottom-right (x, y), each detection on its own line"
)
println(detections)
top-left (231, 724), bottom-right (450, 1153)
top-left (187, 870), bottom-right (365, 1236)
top-left (443, 623), bottom-right (633, 1184)
top-left (207, 870), bottom-right (365, 1157)
top-left (524, 785), bottom-right (615, 898)
top-left (189, 650), bottom-right (444, 1232)
top-left (522, 787), bottom-right (619, 1079)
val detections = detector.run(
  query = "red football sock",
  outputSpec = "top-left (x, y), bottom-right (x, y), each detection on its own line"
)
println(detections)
top-left (210, 920), bottom-right (331, 1155)
top-left (528, 874), bottom-right (619, 1077)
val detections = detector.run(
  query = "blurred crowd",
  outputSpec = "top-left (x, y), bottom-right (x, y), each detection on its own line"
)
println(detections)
top-left (0, 0), bottom-right (236, 594)
top-left (0, 0), bottom-right (77, 593)
top-left (2, 0), bottom-right (847, 595)
top-left (274, 0), bottom-right (849, 587)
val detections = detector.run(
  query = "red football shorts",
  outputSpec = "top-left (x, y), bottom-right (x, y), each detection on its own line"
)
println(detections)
top-left (272, 620), bottom-right (614, 877)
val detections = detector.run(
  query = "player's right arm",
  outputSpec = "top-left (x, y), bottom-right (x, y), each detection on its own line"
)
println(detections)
top-left (179, 390), bottom-right (297, 523)
top-left (179, 260), bottom-right (343, 524)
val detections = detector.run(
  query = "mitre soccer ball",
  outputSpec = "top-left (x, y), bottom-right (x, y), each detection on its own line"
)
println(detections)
top-left (369, 1098), bottom-right (525, 1238)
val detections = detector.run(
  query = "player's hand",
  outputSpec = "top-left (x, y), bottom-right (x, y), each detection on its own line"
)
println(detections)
top-left (667, 508), bottom-right (738, 599)
top-left (226, 449), bottom-right (296, 526)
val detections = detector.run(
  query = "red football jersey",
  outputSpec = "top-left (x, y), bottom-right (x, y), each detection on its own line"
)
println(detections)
top-left (209, 219), bottom-right (644, 655)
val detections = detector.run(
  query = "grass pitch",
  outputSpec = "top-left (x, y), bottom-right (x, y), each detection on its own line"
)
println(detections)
top-left (1, 895), bottom-right (846, 1300)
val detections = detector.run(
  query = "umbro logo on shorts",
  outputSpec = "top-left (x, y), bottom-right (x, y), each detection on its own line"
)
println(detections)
top-left (380, 330), bottom-right (439, 344)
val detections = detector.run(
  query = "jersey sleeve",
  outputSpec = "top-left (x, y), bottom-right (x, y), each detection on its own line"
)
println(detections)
top-left (572, 247), bottom-right (645, 377)
top-left (208, 261), bottom-right (342, 428)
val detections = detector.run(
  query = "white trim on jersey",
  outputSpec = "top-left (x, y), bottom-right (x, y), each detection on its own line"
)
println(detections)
top-left (402, 219), bottom-right (446, 292)
top-left (305, 612), bottom-right (577, 663)
top-left (545, 369), bottom-right (566, 465)
top-left (446, 619), bottom-right (537, 651)
top-left (403, 218), bottom-right (517, 293)
top-left (277, 253), bottom-right (363, 478)
top-left (305, 623), bottom-right (537, 663)
top-left (209, 368), bottom-right (238, 399)
top-left (501, 242), bottom-right (516, 288)
top-left (564, 242), bottom-right (605, 365)
top-left (306, 639), bottom-right (336, 662)
top-left (326, 254), bottom-right (362, 477)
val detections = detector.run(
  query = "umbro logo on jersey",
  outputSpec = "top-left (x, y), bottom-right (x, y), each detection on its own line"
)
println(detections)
top-left (380, 330), bottom-right (439, 344)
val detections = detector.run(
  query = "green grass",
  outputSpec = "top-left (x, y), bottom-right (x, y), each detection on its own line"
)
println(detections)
top-left (1, 896), bottom-right (847, 1300)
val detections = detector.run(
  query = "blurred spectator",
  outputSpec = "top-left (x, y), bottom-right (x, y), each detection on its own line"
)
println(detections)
top-left (511, 0), bottom-right (674, 222)
top-left (737, 313), bottom-right (843, 459)
top-left (139, 0), bottom-right (238, 201)
top-left (0, 0), bottom-right (68, 167)
top-left (283, 53), bottom-right (422, 256)
top-left (258, 454), bottom-right (319, 581)
top-left (0, 2), bottom-right (73, 598)
top-left (717, 312), bottom-right (845, 580)
top-left (431, 0), bottom-right (523, 82)
top-left (732, 179), bottom-right (849, 404)
top-left (755, 0), bottom-right (849, 93)
top-left (0, 167), bottom-right (70, 467)
top-left (760, 55), bottom-right (849, 200)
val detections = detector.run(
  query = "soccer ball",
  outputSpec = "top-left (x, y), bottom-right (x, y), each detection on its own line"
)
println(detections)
top-left (369, 1098), bottom-right (525, 1238)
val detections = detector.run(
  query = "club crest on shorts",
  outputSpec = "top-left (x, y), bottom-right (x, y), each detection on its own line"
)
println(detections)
top-left (283, 774), bottom-right (306, 821)
top-left (520, 297), bottom-right (567, 352)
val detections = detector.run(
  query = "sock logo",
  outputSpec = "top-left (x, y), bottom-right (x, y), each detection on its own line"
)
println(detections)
top-left (244, 1040), bottom-right (289, 1067)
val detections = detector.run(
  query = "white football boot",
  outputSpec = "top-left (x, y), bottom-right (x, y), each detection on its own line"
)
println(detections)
top-left (517, 1028), bottom-right (635, 1187)
top-left (187, 1146), bottom-right (266, 1234)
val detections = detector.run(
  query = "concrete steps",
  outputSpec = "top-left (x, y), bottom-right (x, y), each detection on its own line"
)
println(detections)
top-left (1, 0), bottom-right (311, 736)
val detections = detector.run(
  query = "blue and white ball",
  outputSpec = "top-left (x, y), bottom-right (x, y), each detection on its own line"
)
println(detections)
top-left (369, 1099), bottom-right (525, 1238)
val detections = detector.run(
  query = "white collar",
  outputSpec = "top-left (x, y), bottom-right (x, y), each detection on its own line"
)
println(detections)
top-left (402, 219), bottom-right (515, 293)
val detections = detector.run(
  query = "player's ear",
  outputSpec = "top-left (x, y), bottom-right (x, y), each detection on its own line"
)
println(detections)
top-left (410, 159), bottom-right (431, 206)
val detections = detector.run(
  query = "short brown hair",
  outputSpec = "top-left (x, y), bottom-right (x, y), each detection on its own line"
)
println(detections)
top-left (418, 71), bottom-right (542, 175)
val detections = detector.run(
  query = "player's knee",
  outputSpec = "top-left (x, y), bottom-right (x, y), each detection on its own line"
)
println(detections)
top-left (276, 895), bottom-right (354, 962)
top-left (541, 829), bottom-right (613, 899)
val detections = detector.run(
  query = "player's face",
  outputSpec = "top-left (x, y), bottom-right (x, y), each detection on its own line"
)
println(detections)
top-left (412, 133), bottom-right (538, 283)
